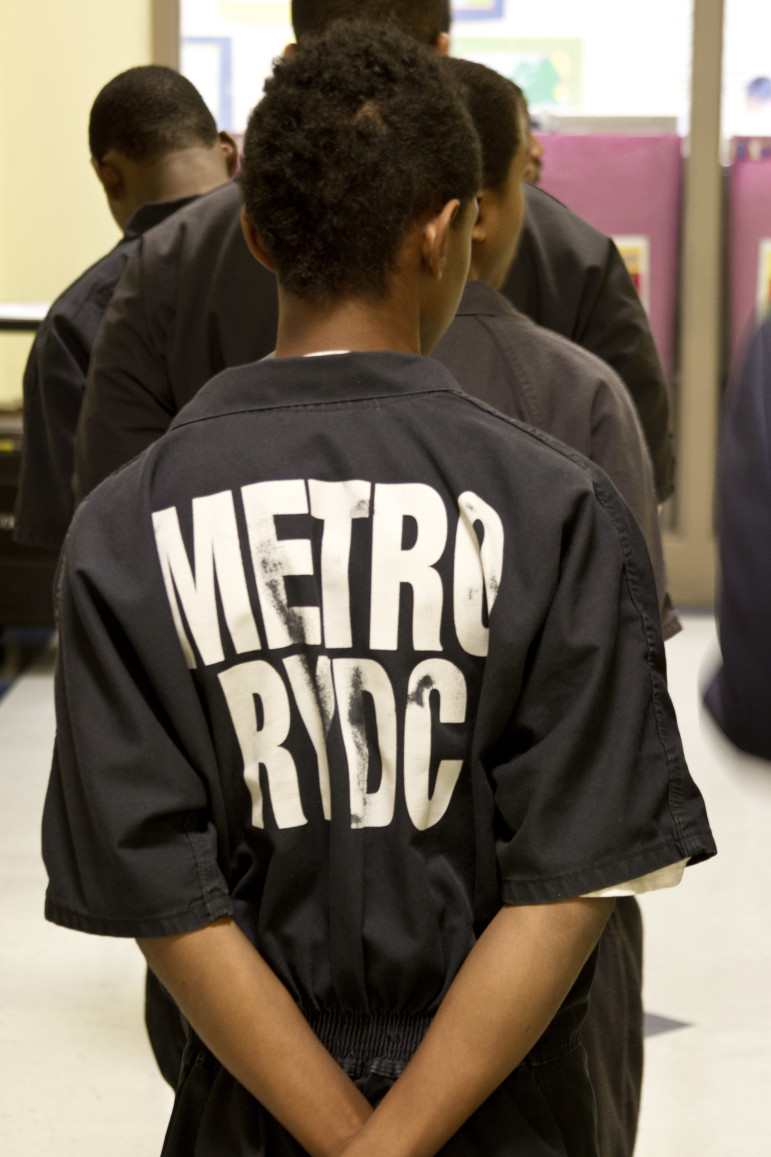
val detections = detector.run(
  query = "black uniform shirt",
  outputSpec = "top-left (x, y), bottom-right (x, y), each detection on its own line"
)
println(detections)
top-left (14, 197), bottom-right (199, 550)
top-left (432, 279), bottom-right (677, 636)
top-left (45, 353), bottom-right (713, 1021)
top-left (503, 184), bottom-right (675, 500)
top-left (74, 180), bottom-right (675, 502)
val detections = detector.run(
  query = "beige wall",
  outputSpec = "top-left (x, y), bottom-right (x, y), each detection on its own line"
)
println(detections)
top-left (0, 0), bottom-right (152, 406)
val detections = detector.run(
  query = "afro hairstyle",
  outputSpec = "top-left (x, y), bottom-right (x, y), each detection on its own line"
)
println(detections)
top-left (88, 65), bottom-right (218, 163)
top-left (241, 21), bottom-right (481, 302)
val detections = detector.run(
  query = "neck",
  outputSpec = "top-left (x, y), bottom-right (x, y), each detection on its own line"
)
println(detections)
top-left (133, 147), bottom-right (231, 207)
top-left (273, 285), bottom-right (422, 359)
top-left (467, 249), bottom-right (497, 289)
top-left (109, 147), bottom-right (232, 229)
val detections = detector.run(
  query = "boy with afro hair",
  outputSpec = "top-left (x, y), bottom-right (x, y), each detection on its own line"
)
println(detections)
top-left (43, 21), bottom-right (714, 1157)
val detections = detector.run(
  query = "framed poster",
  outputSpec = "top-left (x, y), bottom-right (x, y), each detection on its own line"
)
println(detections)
top-left (614, 235), bottom-right (651, 314)
top-left (182, 36), bottom-right (233, 127)
top-left (450, 38), bottom-right (582, 110)
top-left (452, 1), bottom-right (505, 18)
top-left (756, 239), bottom-right (771, 324)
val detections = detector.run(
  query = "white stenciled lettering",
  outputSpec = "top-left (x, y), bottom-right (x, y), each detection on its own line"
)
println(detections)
top-left (218, 660), bottom-right (307, 829)
top-left (404, 659), bottom-right (467, 830)
top-left (283, 654), bottom-right (335, 821)
top-left (153, 493), bottom-right (260, 668)
top-left (453, 491), bottom-right (505, 657)
top-left (332, 658), bottom-right (397, 828)
top-left (241, 480), bottom-right (321, 649)
top-left (308, 479), bottom-right (371, 648)
top-left (369, 483), bottom-right (447, 651)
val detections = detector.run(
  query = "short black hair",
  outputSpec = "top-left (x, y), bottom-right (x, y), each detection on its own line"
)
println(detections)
top-left (88, 65), bottom-right (218, 163)
top-left (291, 0), bottom-right (444, 46)
top-left (241, 21), bottom-right (480, 301)
top-left (441, 58), bottom-right (523, 193)
top-left (438, 0), bottom-right (452, 35)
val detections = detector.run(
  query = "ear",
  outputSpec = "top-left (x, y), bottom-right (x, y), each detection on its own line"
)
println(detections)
top-left (432, 32), bottom-right (451, 57)
top-left (422, 199), bottom-right (461, 278)
top-left (282, 41), bottom-right (298, 58)
top-left (240, 205), bottom-right (276, 271)
top-left (91, 157), bottom-right (123, 204)
top-left (218, 131), bottom-right (240, 178)
top-left (472, 190), bottom-right (487, 243)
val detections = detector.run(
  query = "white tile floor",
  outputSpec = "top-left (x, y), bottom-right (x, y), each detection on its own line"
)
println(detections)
top-left (0, 614), bottom-right (769, 1155)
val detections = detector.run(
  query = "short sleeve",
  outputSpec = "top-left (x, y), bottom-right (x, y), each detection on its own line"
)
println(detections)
top-left (486, 470), bottom-right (715, 904)
top-left (42, 486), bottom-right (233, 937)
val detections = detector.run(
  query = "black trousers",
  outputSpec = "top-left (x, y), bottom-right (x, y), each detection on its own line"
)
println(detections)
top-left (160, 1012), bottom-right (597, 1156)
top-left (145, 900), bottom-right (643, 1157)
top-left (582, 897), bottom-right (644, 1157)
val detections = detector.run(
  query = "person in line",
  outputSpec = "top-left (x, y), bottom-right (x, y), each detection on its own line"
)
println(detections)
top-left (704, 316), bottom-right (771, 760)
top-left (71, 0), bottom-right (675, 508)
top-left (433, 58), bottom-right (677, 1157)
top-left (68, 2), bottom-right (678, 1134)
top-left (43, 22), bottom-right (714, 1157)
top-left (13, 65), bottom-right (237, 551)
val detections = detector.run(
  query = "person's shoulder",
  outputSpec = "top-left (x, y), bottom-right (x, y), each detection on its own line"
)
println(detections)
top-left (508, 308), bottom-right (631, 395)
top-left (456, 285), bottom-right (631, 413)
top-left (522, 183), bottom-right (611, 255)
top-left (450, 373), bottom-right (611, 488)
top-left (31, 241), bottom-right (139, 367)
top-left (135, 180), bottom-right (244, 252)
top-left (41, 241), bottom-right (135, 326)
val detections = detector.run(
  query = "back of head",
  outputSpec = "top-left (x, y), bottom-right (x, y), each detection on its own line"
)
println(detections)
top-left (441, 58), bottom-right (522, 193)
top-left (291, 0), bottom-right (445, 46)
top-left (88, 65), bottom-right (218, 163)
top-left (241, 21), bottom-right (480, 301)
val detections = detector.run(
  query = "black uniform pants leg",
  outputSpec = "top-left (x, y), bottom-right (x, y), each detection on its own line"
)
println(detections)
top-left (581, 897), bottom-right (644, 1157)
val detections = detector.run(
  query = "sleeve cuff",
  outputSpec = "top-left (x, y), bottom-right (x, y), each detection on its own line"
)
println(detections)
top-left (580, 858), bottom-right (688, 898)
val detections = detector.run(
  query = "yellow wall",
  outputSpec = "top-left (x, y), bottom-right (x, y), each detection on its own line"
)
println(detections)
top-left (0, 0), bottom-right (152, 405)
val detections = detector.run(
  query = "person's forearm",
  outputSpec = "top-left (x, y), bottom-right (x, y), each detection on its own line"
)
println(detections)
top-left (341, 897), bottom-right (614, 1157)
top-left (137, 917), bottom-right (372, 1157)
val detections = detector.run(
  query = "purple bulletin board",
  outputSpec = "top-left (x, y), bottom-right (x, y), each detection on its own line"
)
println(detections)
top-left (727, 150), bottom-right (771, 368)
top-left (535, 135), bottom-right (683, 381)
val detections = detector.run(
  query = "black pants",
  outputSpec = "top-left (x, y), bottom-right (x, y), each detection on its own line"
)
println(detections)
top-left (160, 1011), bottom-right (597, 1156)
top-left (145, 902), bottom-right (643, 1157)
top-left (582, 898), bottom-right (644, 1157)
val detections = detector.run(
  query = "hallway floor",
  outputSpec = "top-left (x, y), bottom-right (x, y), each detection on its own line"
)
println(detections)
top-left (1, 614), bottom-right (768, 1155)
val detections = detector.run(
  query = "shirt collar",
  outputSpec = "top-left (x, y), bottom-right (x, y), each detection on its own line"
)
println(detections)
top-left (169, 351), bottom-right (464, 432)
top-left (123, 194), bottom-right (202, 240)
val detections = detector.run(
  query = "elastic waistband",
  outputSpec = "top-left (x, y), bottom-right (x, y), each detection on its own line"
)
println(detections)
top-left (183, 1009), bottom-right (582, 1077)
top-left (305, 1009), bottom-right (434, 1066)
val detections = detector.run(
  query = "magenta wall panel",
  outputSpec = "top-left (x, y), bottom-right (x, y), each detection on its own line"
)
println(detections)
top-left (727, 154), bottom-right (771, 368)
top-left (535, 134), bottom-right (683, 380)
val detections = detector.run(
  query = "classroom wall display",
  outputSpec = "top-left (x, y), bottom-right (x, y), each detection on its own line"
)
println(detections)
top-left (452, 1), bottom-right (505, 19)
top-left (534, 134), bottom-right (683, 380)
top-left (182, 37), bottom-right (233, 129)
top-left (452, 37), bottom-right (582, 111)
top-left (727, 152), bottom-right (771, 366)
top-left (180, 1), bottom-right (691, 131)
top-left (614, 236), bottom-right (651, 315)
top-left (182, 0), bottom-right (293, 131)
top-left (755, 241), bottom-right (771, 325)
